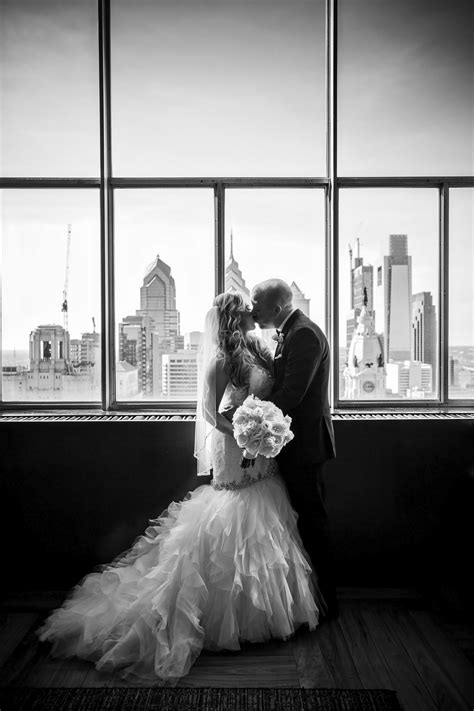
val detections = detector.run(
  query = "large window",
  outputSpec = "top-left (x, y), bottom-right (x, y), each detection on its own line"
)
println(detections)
top-left (225, 188), bottom-right (326, 340)
top-left (1, 0), bottom-right (472, 412)
top-left (338, 0), bottom-right (473, 177)
top-left (0, 190), bottom-right (101, 403)
top-left (114, 189), bottom-right (214, 402)
top-left (449, 189), bottom-right (474, 400)
top-left (110, 0), bottom-right (326, 177)
top-left (338, 189), bottom-right (439, 402)
top-left (0, 0), bottom-right (99, 177)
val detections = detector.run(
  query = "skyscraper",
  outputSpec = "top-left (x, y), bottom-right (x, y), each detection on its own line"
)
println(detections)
top-left (375, 234), bottom-right (412, 363)
top-left (119, 255), bottom-right (182, 397)
top-left (138, 255), bottom-right (180, 338)
top-left (291, 282), bottom-right (310, 317)
top-left (162, 351), bottom-right (198, 399)
top-left (225, 231), bottom-right (250, 299)
top-left (412, 291), bottom-right (437, 370)
top-left (119, 314), bottom-right (156, 394)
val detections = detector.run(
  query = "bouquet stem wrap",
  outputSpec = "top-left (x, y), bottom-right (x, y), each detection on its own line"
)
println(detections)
top-left (232, 395), bottom-right (295, 468)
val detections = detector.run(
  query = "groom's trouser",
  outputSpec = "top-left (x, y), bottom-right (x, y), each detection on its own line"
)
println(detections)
top-left (278, 459), bottom-right (337, 613)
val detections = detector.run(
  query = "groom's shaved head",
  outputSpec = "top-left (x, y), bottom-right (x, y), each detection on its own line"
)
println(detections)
top-left (251, 279), bottom-right (293, 328)
top-left (252, 279), bottom-right (293, 309)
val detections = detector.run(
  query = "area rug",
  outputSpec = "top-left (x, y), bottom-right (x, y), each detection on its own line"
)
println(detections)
top-left (0, 687), bottom-right (404, 710)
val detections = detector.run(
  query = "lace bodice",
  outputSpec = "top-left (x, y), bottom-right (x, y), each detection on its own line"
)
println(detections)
top-left (218, 363), bottom-right (274, 414)
top-left (211, 363), bottom-right (278, 491)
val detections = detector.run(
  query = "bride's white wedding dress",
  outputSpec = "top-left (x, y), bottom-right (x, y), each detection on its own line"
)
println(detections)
top-left (37, 364), bottom-right (323, 685)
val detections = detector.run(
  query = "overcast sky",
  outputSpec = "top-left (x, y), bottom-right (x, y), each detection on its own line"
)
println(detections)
top-left (0, 0), bottom-right (472, 353)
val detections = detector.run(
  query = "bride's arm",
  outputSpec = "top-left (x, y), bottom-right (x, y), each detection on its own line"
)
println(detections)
top-left (204, 359), bottom-right (234, 436)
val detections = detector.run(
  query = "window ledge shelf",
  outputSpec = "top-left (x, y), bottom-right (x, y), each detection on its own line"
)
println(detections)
top-left (0, 410), bottom-right (473, 423)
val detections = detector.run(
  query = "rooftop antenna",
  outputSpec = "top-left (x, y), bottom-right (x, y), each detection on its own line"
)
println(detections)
top-left (349, 243), bottom-right (354, 309)
top-left (61, 224), bottom-right (72, 332)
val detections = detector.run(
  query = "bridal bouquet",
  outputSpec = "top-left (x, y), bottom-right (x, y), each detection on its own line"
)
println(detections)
top-left (232, 395), bottom-right (294, 469)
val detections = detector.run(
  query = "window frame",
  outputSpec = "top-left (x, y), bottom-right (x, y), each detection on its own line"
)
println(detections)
top-left (0, 0), bottom-right (473, 414)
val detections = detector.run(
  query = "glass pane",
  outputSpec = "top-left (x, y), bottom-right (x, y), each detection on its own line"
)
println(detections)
top-left (449, 189), bottom-right (474, 400)
top-left (111, 0), bottom-right (326, 177)
top-left (338, 0), bottom-right (474, 176)
top-left (1, 190), bottom-right (101, 402)
top-left (225, 189), bottom-right (326, 350)
top-left (338, 189), bottom-right (439, 401)
top-left (0, 0), bottom-right (99, 177)
top-left (114, 189), bottom-right (214, 401)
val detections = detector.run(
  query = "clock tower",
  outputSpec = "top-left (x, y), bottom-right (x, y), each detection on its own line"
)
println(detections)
top-left (343, 288), bottom-right (386, 399)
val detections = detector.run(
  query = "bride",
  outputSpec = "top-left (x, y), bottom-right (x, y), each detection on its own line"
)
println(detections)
top-left (37, 292), bottom-right (326, 685)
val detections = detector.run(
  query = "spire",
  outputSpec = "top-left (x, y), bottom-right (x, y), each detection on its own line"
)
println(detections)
top-left (224, 230), bottom-right (250, 298)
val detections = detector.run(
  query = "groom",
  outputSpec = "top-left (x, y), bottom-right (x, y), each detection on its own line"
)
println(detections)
top-left (251, 279), bottom-right (338, 620)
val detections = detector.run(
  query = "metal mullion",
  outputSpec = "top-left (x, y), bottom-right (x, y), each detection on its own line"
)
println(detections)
top-left (337, 177), bottom-right (474, 189)
top-left (214, 183), bottom-right (225, 295)
top-left (331, 186), bottom-right (340, 408)
top-left (98, 0), bottom-right (114, 411)
top-left (0, 179), bottom-right (100, 189)
top-left (440, 184), bottom-right (449, 405)
top-left (111, 178), bottom-right (329, 189)
top-left (328, 0), bottom-right (337, 409)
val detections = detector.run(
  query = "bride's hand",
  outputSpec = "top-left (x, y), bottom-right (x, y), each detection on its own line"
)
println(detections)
top-left (215, 412), bottom-right (234, 437)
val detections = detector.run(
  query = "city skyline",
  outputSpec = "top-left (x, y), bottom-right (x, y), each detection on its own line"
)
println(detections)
top-left (3, 229), bottom-right (473, 400)
top-left (2, 213), bottom-right (474, 351)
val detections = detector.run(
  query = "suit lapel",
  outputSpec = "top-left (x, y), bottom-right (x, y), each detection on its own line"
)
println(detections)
top-left (273, 309), bottom-right (301, 375)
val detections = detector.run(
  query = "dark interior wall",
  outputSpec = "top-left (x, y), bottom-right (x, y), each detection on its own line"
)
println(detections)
top-left (1, 419), bottom-right (473, 599)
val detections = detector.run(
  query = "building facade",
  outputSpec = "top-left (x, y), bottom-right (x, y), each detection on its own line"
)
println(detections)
top-left (375, 234), bottom-right (413, 363)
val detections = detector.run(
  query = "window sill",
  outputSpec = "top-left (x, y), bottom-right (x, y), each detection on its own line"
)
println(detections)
top-left (0, 409), bottom-right (473, 423)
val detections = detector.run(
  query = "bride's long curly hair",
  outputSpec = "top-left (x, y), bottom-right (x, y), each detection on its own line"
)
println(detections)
top-left (214, 292), bottom-right (271, 388)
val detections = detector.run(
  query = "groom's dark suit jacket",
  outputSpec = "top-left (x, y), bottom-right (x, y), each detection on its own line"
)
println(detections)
top-left (268, 309), bottom-right (336, 465)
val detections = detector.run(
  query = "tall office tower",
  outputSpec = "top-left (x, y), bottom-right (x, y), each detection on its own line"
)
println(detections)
top-left (412, 292), bottom-right (437, 369)
top-left (385, 360), bottom-right (433, 398)
top-left (119, 313), bottom-right (157, 394)
top-left (374, 234), bottom-right (412, 363)
top-left (291, 282), bottom-right (310, 317)
top-left (162, 350), bottom-right (198, 399)
top-left (119, 255), bottom-right (182, 397)
top-left (225, 231), bottom-right (250, 299)
top-left (346, 242), bottom-right (374, 350)
top-left (138, 255), bottom-right (180, 339)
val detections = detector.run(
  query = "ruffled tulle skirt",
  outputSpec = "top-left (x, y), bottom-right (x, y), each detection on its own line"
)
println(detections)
top-left (37, 475), bottom-right (322, 685)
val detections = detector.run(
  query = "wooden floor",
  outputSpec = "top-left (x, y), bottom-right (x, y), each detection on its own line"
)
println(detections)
top-left (1, 589), bottom-right (473, 711)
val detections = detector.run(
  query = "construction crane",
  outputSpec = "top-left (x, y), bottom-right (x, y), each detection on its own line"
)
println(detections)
top-left (92, 317), bottom-right (96, 333)
top-left (61, 224), bottom-right (72, 332)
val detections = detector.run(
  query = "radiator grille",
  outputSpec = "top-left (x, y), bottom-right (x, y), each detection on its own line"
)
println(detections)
top-left (1, 411), bottom-right (472, 423)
